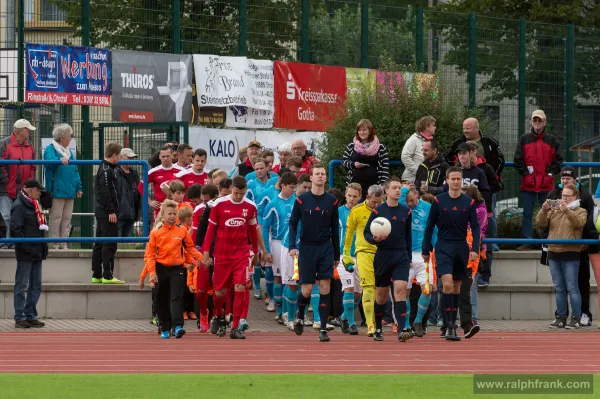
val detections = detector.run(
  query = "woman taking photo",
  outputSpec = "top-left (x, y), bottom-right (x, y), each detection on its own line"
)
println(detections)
top-left (537, 184), bottom-right (587, 329)
top-left (342, 119), bottom-right (389, 198)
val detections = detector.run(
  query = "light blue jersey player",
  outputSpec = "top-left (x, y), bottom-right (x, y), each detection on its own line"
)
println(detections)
top-left (262, 173), bottom-right (298, 324)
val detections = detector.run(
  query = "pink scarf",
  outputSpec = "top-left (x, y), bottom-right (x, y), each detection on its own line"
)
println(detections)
top-left (22, 190), bottom-right (48, 231)
top-left (353, 135), bottom-right (380, 157)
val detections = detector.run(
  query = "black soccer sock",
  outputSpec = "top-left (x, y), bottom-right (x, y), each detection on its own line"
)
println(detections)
top-left (451, 293), bottom-right (460, 326)
top-left (319, 293), bottom-right (331, 331)
top-left (374, 302), bottom-right (385, 331)
top-left (297, 292), bottom-right (310, 320)
top-left (442, 293), bottom-right (453, 327)
top-left (394, 300), bottom-right (407, 331)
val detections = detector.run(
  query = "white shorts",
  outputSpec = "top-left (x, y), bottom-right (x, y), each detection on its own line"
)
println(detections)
top-left (271, 239), bottom-right (283, 277)
top-left (280, 246), bottom-right (297, 286)
top-left (408, 252), bottom-right (427, 289)
top-left (336, 257), bottom-right (363, 293)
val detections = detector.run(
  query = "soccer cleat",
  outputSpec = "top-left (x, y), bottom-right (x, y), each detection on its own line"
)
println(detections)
top-left (160, 330), bottom-right (170, 339)
top-left (312, 322), bottom-right (320, 330)
top-left (549, 317), bottom-right (567, 329)
top-left (151, 316), bottom-right (158, 325)
top-left (373, 329), bottom-right (384, 341)
top-left (230, 328), bottom-right (246, 339)
top-left (199, 315), bottom-right (209, 333)
top-left (349, 324), bottom-right (359, 335)
top-left (319, 330), bottom-right (330, 342)
top-left (341, 319), bottom-right (350, 334)
top-left (286, 321), bottom-right (295, 331)
top-left (329, 317), bottom-right (342, 327)
top-left (303, 318), bottom-right (313, 326)
top-left (183, 312), bottom-right (189, 320)
top-left (210, 317), bottom-right (220, 335)
top-left (565, 316), bottom-right (581, 330)
top-left (413, 322), bottom-right (425, 337)
top-left (266, 300), bottom-right (276, 312)
top-left (239, 318), bottom-right (249, 332)
top-left (102, 277), bottom-right (124, 284)
top-left (188, 312), bottom-right (197, 320)
top-left (254, 289), bottom-right (262, 299)
top-left (398, 329), bottom-right (411, 342)
top-left (91, 278), bottom-right (102, 284)
top-left (445, 325), bottom-right (461, 341)
top-left (282, 312), bottom-right (289, 324)
top-left (173, 325), bottom-right (186, 339)
top-left (275, 315), bottom-right (284, 324)
top-left (464, 323), bottom-right (480, 339)
top-left (225, 314), bottom-right (232, 327)
top-left (293, 313), bottom-right (304, 336)
top-left (264, 294), bottom-right (270, 305)
top-left (367, 326), bottom-right (375, 337)
top-left (216, 320), bottom-right (227, 338)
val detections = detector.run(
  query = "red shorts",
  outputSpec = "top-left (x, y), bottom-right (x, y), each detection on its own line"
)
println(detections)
top-left (195, 265), bottom-right (212, 292)
top-left (213, 257), bottom-right (250, 291)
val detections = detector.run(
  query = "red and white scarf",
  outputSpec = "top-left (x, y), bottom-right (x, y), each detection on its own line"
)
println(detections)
top-left (22, 190), bottom-right (48, 231)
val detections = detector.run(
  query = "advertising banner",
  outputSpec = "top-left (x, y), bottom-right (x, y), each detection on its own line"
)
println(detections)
top-left (346, 67), bottom-right (375, 96)
top-left (273, 61), bottom-right (346, 131)
top-left (225, 106), bottom-right (273, 129)
top-left (112, 50), bottom-right (193, 122)
top-left (25, 43), bottom-right (110, 106)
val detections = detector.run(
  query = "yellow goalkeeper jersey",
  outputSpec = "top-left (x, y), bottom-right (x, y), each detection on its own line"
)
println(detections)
top-left (344, 201), bottom-right (377, 256)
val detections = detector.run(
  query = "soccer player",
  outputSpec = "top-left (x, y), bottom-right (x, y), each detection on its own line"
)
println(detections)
top-left (289, 164), bottom-right (340, 342)
top-left (343, 184), bottom-right (384, 337)
top-left (201, 177), bottom-right (259, 339)
top-left (336, 183), bottom-right (361, 335)
top-left (175, 149), bottom-right (209, 196)
top-left (140, 145), bottom-right (185, 218)
top-left (364, 176), bottom-right (412, 342)
top-left (262, 172), bottom-right (298, 323)
top-left (422, 166), bottom-right (480, 341)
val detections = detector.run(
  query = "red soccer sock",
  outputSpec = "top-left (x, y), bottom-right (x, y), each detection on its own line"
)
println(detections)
top-left (196, 292), bottom-right (208, 315)
top-left (213, 293), bottom-right (225, 318)
top-left (232, 290), bottom-right (245, 330)
top-left (225, 288), bottom-right (233, 315)
top-left (241, 287), bottom-right (250, 319)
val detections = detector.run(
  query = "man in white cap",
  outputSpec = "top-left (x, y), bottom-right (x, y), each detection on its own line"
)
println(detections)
top-left (513, 110), bottom-right (563, 251)
top-left (0, 119), bottom-right (37, 247)
top-left (114, 148), bottom-right (141, 238)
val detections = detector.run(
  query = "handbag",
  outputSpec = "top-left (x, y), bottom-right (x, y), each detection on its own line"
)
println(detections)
top-left (40, 168), bottom-right (55, 210)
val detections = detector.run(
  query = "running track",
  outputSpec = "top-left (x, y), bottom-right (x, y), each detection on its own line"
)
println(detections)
top-left (1, 331), bottom-right (599, 374)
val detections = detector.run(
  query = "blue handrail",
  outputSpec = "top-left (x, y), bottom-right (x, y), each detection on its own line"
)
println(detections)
top-left (0, 159), bottom-right (149, 244)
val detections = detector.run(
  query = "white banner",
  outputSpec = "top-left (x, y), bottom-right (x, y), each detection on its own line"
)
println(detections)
top-left (193, 55), bottom-right (274, 111)
top-left (188, 127), bottom-right (324, 174)
top-left (226, 106), bottom-right (273, 129)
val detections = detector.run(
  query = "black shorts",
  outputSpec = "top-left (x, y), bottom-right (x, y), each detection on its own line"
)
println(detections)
top-left (435, 239), bottom-right (469, 280)
top-left (374, 250), bottom-right (410, 288)
top-left (298, 242), bottom-right (334, 284)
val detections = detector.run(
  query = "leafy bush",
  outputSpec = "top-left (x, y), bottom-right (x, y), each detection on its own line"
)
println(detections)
top-left (496, 207), bottom-right (542, 249)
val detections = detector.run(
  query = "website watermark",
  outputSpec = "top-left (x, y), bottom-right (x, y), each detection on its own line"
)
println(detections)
top-left (473, 374), bottom-right (593, 395)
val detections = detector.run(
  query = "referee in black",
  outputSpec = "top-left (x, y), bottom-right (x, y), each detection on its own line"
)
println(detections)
top-left (288, 164), bottom-right (340, 342)
top-left (422, 166), bottom-right (480, 341)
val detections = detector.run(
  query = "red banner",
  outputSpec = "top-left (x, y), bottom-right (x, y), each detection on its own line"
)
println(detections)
top-left (273, 61), bottom-right (346, 131)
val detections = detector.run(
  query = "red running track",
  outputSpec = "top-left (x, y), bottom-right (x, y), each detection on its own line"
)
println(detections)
top-left (0, 331), bottom-right (599, 374)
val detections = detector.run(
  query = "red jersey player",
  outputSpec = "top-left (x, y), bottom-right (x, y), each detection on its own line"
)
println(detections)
top-left (201, 176), bottom-right (259, 339)
top-left (175, 149), bottom-right (209, 201)
top-left (139, 145), bottom-right (184, 217)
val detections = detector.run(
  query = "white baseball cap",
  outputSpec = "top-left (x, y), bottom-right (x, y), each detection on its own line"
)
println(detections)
top-left (531, 110), bottom-right (546, 120)
top-left (13, 119), bottom-right (36, 131)
top-left (121, 148), bottom-right (137, 158)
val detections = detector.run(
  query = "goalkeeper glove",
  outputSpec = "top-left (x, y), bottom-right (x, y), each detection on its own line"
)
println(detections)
top-left (342, 255), bottom-right (355, 272)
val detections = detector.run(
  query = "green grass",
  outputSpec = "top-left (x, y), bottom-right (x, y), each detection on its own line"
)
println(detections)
top-left (1, 374), bottom-right (599, 399)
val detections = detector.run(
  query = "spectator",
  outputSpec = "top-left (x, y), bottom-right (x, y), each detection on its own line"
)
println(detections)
top-left (342, 119), bottom-right (389, 198)
top-left (148, 142), bottom-right (178, 169)
top-left (588, 207), bottom-right (600, 329)
top-left (456, 142), bottom-right (491, 205)
top-left (11, 179), bottom-right (48, 329)
top-left (415, 138), bottom-right (448, 196)
top-left (231, 140), bottom-right (261, 177)
top-left (401, 115), bottom-right (436, 183)
top-left (537, 184), bottom-right (587, 329)
top-left (114, 148), bottom-right (141, 238)
top-left (92, 143), bottom-right (124, 284)
top-left (514, 110), bottom-right (563, 251)
top-left (286, 156), bottom-right (303, 176)
top-left (0, 119), bottom-right (37, 248)
top-left (544, 166), bottom-right (595, 326)
top-left (272, 143), bottom-right (292, 174)
top-left (176, 144), bottom-right (193, 169)
top-left (43, 123), bottom-right (82, 250)
top-left (291, 139), bottom-right (318, 176)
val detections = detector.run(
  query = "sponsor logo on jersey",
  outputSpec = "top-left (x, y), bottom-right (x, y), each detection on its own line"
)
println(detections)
top-left (225, 217), bottom-right (245, 227)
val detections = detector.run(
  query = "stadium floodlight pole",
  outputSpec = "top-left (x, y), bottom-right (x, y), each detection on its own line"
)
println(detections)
top-left (0, 159), bottom-right (150, 244)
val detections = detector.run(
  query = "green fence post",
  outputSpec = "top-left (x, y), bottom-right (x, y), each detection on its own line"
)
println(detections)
top-left (518, 18), bottom-right (526, 137)
top-left (17, 0), bottom-right (24, 119)
top-left (361, 0), bottom-right (369, 68)
top-left (468, 13), bottom-right (477, 109)
top-left (81, 0), bottom-right (93, 247)
top-left (239, 0), bottom-right (247, 56)
top-left (301, 0), bottom-right (310, 62)
top-left (416, 7), bottom-right (424, 72)
top-left (172, 0), bottom-right (181, 53)
top-left (432, 35), bottom-right (439, 73)
top-left (565, 24), bottom-right (574, 161)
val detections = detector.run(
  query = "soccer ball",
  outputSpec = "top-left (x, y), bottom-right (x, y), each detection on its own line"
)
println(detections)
top-left (370, 217), bottom-right (391, 238)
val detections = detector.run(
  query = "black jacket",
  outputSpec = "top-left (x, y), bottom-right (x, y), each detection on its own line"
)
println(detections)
top-left (447, 132), bottom-right (505, 177)
top-left (114, 167), bottom-right (141, 221)
top-left (95, 160), bottom-right (119, 218)
top-left (10, 191), bottom-right (48, 262)
top-left (415, 154), bottom-right (449, 195)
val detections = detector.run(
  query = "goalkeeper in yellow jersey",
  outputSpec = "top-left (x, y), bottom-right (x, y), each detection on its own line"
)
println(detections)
top-left (342, 184), bottom-right (384, 337)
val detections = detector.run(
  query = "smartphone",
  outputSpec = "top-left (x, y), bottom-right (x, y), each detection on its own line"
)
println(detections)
top-left (548, 199), bottom-right (560, 207)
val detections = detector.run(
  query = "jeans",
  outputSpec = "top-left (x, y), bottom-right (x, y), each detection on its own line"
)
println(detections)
top-left (118, 219), bottom-right (135, 238)
top-left (471, 273), bottom-right (479, 322)
top-left (548, 258), bottom-right (581, 318)
top-left (0, 195), bottom-right (13, 240)
top-left (521, 191), bottom-right (549, 239)
top-left (14, 261), bottom-right (43, 321)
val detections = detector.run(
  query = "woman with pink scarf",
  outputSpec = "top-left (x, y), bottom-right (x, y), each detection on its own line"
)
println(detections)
top-left (342, 119), bottom-right (389, 197)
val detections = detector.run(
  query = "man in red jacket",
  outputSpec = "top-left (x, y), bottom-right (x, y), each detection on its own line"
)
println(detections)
top-left (0, 119), bottom-right (37, 248)
top-left (513, 110), bottom-right (563, 251)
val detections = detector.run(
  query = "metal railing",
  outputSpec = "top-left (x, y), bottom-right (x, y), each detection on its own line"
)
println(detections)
top-left (0, 159), bottom-right (150, 244)
top-left (328, 160), bottom-right (600, 245)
